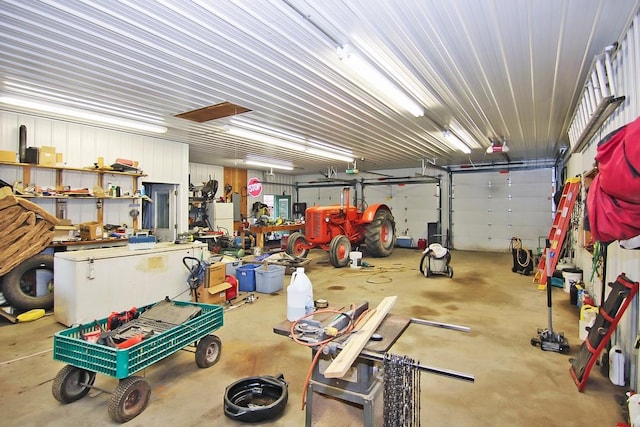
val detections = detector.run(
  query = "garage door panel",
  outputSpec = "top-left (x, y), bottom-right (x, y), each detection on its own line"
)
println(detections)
top-left (366, 183), bottom-right (439, 240)
top-left (453, 169), bottom-right (552, 251)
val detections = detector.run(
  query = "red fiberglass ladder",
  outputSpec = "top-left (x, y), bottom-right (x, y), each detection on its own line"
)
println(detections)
top-left (533, 177), bottom-right (582, 290)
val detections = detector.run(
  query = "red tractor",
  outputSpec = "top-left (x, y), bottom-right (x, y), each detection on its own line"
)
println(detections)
top-left (286, 188), bottom-right (396, 267)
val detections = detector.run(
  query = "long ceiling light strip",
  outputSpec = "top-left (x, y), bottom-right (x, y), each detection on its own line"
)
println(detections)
top-left (225, 126), bottom-right (305, 152)
top-left (226, 120), bottom-right (355, 163)
top-left (0, 96), bottom-right (168, 133)
top-left (337, 44), bottom-right (424, 117)
top-left (245, 160), bottom-right (294, 171)
top-left (443, 129), bottom-right (471, 154)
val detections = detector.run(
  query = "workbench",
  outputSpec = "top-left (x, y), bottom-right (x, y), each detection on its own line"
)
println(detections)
top-left (50, 237), bottom-right (128, 251)
top-left (241, 223), bottom-right (305, 249)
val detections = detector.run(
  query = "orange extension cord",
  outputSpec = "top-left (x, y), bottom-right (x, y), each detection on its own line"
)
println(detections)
top-left (289, 306), bottom-right (372, 410)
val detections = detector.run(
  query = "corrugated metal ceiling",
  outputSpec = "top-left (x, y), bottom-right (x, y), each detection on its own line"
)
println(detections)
top-left (1, 0), bottom-right (638, 174)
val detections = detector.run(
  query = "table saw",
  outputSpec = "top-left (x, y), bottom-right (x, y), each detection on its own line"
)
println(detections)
top-left (273, 300), bottom-right (474, 426)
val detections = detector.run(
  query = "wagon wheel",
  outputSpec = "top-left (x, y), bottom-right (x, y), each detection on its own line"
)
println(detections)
top-left (108, 376), bottom-right (151, 423)
top-left (195, 334), bottom-right (222, 368)
top-left (329, 235), bottom-right (351, 268)
top-left (52, 365), bottom-right (96, 403)
top-left (447, 266), bottom-right (454, 278)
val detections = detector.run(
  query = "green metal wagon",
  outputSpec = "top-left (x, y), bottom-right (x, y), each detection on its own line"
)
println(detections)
top-left (52, 299), bottom-right (224, 423)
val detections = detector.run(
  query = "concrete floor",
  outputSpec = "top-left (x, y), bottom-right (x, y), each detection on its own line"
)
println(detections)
top-left (0, 248), bottom-right (629, 426)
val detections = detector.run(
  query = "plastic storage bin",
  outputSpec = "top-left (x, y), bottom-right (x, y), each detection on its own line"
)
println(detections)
top-left (396, 236), bottom-right (413, 248)
top-left (224, 259), bottom-right (243, 277)
top-left (236, 264), bottom-right (260, 292)
top-left (255, 265), bottom-right (286, 293)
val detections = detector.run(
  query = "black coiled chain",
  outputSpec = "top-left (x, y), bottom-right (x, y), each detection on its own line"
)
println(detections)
top-left (383, 353), bottom-right (421, 427)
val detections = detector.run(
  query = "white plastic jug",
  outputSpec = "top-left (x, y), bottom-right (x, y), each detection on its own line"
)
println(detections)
top-left (609, 345), bottom-right (625, 386)
top-left (287, 267), bottom-right (314, 321)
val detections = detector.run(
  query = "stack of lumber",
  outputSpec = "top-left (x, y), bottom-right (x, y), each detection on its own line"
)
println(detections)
top-left (0, 187), bottom-right (59, 276)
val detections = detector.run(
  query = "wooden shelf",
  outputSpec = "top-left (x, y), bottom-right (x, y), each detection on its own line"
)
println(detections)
top-left (1, 160), bottom-right (144, 228)
top-left (0, 160), bottom-right (146, 177)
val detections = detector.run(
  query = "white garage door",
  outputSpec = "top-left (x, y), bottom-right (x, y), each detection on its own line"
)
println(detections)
top-left (452, 169), bottom-right (553, 252)
top-left (361, 181), bottom-right (440, 243)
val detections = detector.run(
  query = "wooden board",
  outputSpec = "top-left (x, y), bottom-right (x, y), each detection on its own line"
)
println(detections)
top-left (323, 295), bottom-right (397, 378)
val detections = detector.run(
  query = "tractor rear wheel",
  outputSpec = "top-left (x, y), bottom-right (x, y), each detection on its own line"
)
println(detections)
top-left (365, 209), bottom-right (395, 257)
top-left (329, 235), bottom-right (351, 268)
top-left (286, 232), bottom-right (309, 258)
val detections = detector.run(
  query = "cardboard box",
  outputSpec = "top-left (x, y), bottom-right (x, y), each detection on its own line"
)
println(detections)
top-left (53, 224), bottom-right (78, 241)
top-left (195, 281), bottom-right (232, 305)
top-left (0, 150), bottom-right (17, 163)
top-left (79, 222), bottom-right (103, 240)
top-left (205, 262), bottom-right (226, 288)
top-left (38, 146), bottom-right (56, 166)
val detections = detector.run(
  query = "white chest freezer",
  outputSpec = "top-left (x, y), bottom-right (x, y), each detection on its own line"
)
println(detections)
top-left (54, 242), bottom-right (208, 326)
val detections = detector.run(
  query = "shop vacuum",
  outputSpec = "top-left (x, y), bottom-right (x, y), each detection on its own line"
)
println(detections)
top-left (530, 242), bottom-right (569, 354)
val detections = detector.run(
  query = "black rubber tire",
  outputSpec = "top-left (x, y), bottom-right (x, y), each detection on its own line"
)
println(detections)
top-left (364, 209), bottom-right (395, 257)
top-left (329, 235), bottom-right (351, 268)
top-left (195, 334), bottom-right (222, 368)
top-left (108, 376), bottom-right (151, 423)
top-left (51, 365), bottom-right (96, 404)
top-left (286, 232), bottom-right (309, 258)
top-left (2, 254), bottom-right (54, 311)
top-left (448, 266), bottom-right (454, 278)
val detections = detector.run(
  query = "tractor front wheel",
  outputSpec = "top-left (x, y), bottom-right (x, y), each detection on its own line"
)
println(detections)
top-left (329, 235), bottom-right (351, 268)
top-left (286, 232), bottom-right (309, 258)
top-left (365, 209), bottom-right (395, 257)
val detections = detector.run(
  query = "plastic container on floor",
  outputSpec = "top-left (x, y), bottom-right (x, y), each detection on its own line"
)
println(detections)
top-left (236, 264), bottom-right (260, 292)
top-left (396, 236), bottom-right (413, 248)
top-left (562, 268), bottom-right (583, 293)
top-left (287, 267), bottom-right (314, 321)
top-left (609, 345), bottom-right (625, 386)
top-left (255, 265), bottom-right (286, 294)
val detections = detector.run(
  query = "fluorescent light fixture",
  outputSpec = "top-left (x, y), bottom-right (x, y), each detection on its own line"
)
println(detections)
top-left (443, 129), bottom-right (471, 154)
top-left (306, 147), bottom-right (353, 162)
top-left (225, 123), bottom-right (354, 163)
top-left (225, 126), bottom-right (306, 152)
top-left (448, 123), bottom-right (483, 149)
top-left (0, 96), bottom-right (167, 133)
top-left (245, 160), bottom-right (294, 171)
top-left (230, 118), bottom-right (306, 143)
top-left (337, 44), bottom-right (424, 117)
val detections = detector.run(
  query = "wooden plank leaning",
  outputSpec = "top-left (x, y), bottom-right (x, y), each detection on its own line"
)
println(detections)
top-left (322, 295), bottom-right (397, 379)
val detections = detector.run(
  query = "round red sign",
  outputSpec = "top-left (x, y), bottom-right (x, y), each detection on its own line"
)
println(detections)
top-left (247, 177), bottom-right (263, 197)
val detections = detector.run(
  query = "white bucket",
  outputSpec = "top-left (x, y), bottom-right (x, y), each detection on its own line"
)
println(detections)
top-left (349, 251), bottom-right (362, 268)
top-left (562, 269), bottom-right (582, 293)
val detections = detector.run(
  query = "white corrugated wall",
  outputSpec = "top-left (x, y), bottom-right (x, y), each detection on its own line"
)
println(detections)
top-left (0, 110), bottom-right (189, 230)
top-left (567, 9), bottom-right (640, 391)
